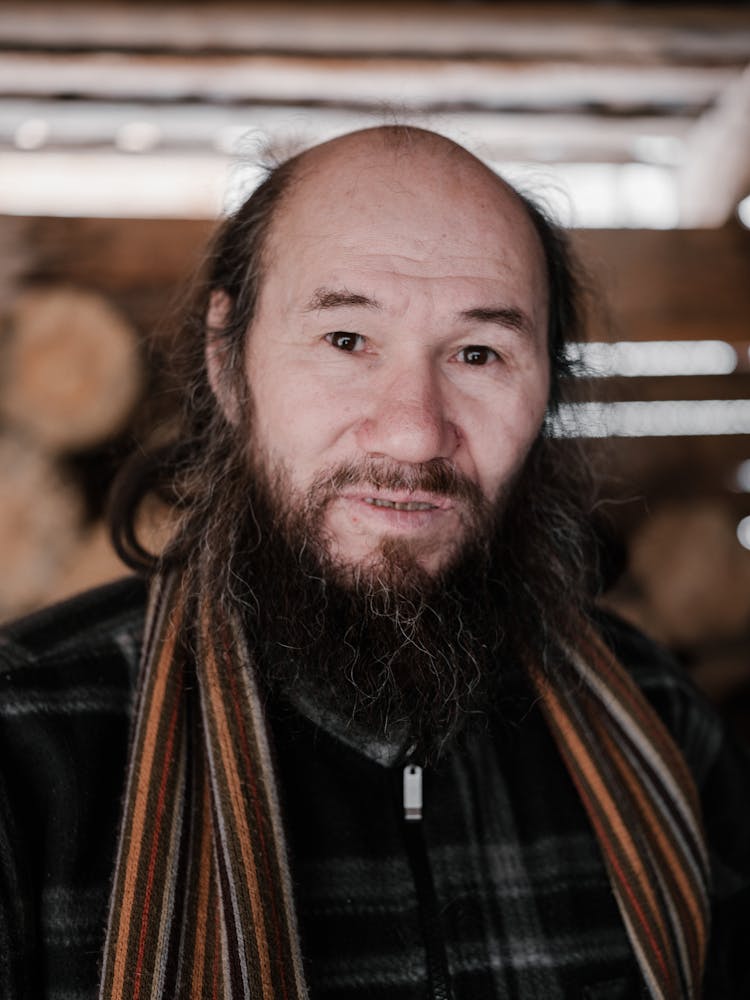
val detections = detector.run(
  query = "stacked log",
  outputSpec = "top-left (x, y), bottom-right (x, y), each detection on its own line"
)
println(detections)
top-left (0, 284), bottom-right (142, 621)
top-left (624, 502), bottom-right (750, 648)
top-left (1, 285), bottom-right (141, 449)
top-left (602, 501), bottom-right (750, 715)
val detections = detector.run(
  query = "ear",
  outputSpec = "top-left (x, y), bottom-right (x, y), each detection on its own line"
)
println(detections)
top-left (205, 289), bottom-right (241, 426)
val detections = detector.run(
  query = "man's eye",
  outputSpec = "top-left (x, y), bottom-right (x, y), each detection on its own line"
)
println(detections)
top-left (325, 331), bottom-right (365, 352)
top-left (457, 345), bottom-right (499, 366)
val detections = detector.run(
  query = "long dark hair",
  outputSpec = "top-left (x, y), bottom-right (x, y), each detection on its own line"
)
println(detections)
top-left (109, 152), bottom-right (301, 573)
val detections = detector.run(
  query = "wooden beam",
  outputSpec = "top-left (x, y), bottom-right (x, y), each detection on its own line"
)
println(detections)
top-left (0, 51), bottom-right (736, 113)
top-left (574, 226), bottom-right (750, 343)
top-left (678, 65), bottom-right (750, 227)
top-left (567, 373), bottom-right (750, 405)
top-left (585, 434), bottom-right (750, 507)
top-left (1, 3), bottom-right (749, 62)
top-left (0, 98), bottom-right (693, 164)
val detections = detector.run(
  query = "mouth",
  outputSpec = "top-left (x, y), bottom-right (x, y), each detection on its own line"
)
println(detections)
top-left (341, 488), bottom-right (453, 513)
top-left (364, 498), bottom-right (438, 512)
top-left (327, 488), bottom-right (462, 555)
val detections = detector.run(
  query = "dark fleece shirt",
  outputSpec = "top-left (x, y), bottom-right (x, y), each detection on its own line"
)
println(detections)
top-left (0, 577), bottom-right (749, 999)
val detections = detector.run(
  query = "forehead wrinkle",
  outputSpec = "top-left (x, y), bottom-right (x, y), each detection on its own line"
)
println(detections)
top-left (315, 251), bottom-right (531, 285)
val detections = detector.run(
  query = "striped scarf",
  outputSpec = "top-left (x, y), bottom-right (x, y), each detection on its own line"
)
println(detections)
top-left (99, 573), bottom-right (709, 999)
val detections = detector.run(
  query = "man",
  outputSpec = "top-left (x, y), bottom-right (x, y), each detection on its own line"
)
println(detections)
top-left (1, 126), bottom-right (748, 999)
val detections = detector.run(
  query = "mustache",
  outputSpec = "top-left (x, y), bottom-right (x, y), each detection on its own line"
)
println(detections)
top-left (308, 457), bottom-right (487, 508)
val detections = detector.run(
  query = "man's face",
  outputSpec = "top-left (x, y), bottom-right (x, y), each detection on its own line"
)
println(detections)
top-left (241, 137), bottom-right (551, 580)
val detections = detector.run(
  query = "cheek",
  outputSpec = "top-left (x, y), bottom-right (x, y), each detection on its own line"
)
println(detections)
top-left (248, 371), bottom-right (355, 474)
top-left (472, 388), bottom-right (547, 498)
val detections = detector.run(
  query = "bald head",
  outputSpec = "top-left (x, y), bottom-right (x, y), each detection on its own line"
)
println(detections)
top-left (264, 127), bottom-right (547, 320)
top-left (256, 125), bottom-right (550, 360)
top-left (203, 125), bottom-right (582, 428)
top-left (289, 124), bottom-right (510, 189)
top-left (287, 125), bottom-right (513, 189)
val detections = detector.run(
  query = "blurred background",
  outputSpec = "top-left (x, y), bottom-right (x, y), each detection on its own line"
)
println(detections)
top-left (1, 1), bottom-right (749, 736)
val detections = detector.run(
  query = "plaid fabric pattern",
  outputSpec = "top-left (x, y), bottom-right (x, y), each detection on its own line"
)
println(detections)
top-left (1, 577), bottom-right (749, 999)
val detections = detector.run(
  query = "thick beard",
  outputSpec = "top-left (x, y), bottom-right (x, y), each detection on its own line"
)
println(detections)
top-left (222, 445), bottom-right (572, 766)
top-left (176, 406), bottom-right (596, 766)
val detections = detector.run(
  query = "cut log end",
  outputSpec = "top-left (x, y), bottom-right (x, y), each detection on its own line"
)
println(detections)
top-left (1, 285), bottom-right (143, 452)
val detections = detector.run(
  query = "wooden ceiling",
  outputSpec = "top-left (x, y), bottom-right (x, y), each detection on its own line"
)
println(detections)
top-left (1, 2), bottom-right (749, 225)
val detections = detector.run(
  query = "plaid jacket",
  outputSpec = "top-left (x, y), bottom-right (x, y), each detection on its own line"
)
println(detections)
top-left (1, 576), bottom-right (749, 999)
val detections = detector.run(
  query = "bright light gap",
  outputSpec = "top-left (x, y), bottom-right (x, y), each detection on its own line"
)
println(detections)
top-left (737, 516), bottom-right (750, 551)
top-left (552, 400), bottom-right (750, 439)
top-left (566, 341), bottom-right (738, 378)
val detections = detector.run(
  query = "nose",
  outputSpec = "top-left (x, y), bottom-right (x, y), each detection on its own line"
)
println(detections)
top-left (356, 359), bottom-right (459, 465)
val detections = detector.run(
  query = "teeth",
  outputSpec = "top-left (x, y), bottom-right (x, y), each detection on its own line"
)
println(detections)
top-left (365, 498), bottom-right (435, 511)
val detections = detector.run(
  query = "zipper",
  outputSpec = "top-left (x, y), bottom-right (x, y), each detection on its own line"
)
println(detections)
top-left (402, 764), bottom-right (454, 1000)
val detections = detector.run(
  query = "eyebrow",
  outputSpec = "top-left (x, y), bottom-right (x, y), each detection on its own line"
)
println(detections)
top-left (304, 287), bottom-right (534, 337)
top-left (304, 287), bottom-right (382, 312)
top-left (459, 306), bottom-right (534, 338)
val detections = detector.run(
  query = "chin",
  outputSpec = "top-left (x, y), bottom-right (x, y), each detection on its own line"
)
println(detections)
top-left (326, 534), bottom-right (463, 593)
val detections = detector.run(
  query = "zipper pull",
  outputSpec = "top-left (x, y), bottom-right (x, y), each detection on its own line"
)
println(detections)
top-left (403, 764), bottom-right (423, 822)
